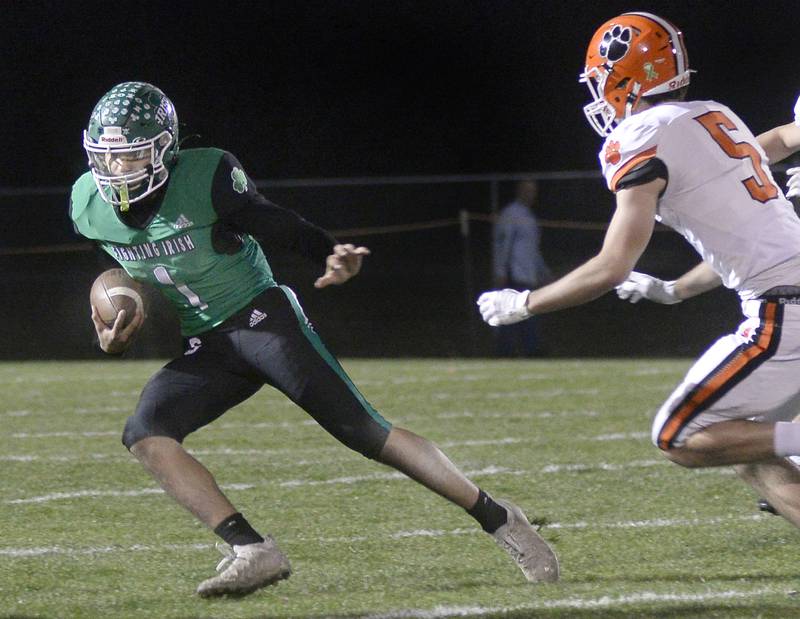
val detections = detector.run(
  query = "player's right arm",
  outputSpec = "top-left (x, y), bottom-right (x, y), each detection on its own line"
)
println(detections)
top-left (525, 178), bottom-right (661, 314)
top-left (479, 178), bottom-right (661, 325)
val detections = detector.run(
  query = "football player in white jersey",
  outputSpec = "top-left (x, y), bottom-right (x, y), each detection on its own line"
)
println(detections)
top-left (478, 12), bottom-right (800, 527)
top-left (618, 94), bottom-right (800, 518)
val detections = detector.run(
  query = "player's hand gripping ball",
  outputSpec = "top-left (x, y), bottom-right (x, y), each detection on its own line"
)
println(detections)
top-left (89, 269), bottom-right (147, 356)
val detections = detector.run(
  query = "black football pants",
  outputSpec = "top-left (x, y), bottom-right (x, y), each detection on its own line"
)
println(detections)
top-left (122, 285), bottom-right (391, 459)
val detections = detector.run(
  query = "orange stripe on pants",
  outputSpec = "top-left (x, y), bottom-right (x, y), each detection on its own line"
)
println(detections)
top-left (657, 302), bottom-right (778, 450)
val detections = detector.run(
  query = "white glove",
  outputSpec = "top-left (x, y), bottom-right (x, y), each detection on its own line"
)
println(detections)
top-left (616, 272), bottom-right (681, 304)
top-left (793, 93), bottom-right (800, 126)
top-left (786, 166), bottom-right (800, 199)
top-left (477, 289), bottom-right (532, 326)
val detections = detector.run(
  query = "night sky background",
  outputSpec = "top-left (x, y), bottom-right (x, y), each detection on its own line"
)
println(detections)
top-left (3, 1), bottom-right (798, 187)
top-left (2, 1), bottom-right (799, 358)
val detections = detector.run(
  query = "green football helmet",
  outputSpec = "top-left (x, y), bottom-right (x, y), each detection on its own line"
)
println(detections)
top-left (83, 82), bottom-right (179, 209)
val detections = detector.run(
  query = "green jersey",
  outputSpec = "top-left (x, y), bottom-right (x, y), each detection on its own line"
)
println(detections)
top-left (71, 148), bottom-right (274, 336)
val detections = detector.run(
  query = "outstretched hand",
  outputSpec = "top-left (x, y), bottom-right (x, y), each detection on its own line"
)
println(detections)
top-left (314, 244), bottom-right (371, 288)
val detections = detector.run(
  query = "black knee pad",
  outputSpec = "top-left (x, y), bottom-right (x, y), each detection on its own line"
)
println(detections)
top-left (121, 406), bottom-right (186, 450)
top-left (323, 417), bottom-right (391, 460)
top-left (122, 414), bottom-right (148, 450)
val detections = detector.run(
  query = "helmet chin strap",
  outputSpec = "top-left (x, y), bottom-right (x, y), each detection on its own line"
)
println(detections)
top-left (624, 82), bottom-right (642, 119)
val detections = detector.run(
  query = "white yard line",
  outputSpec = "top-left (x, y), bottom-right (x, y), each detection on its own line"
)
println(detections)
top-left (0, 513), bottom-right (767, 557)
top-left (10, 430), bottom-right (119, 439)
top-left (279, 466), bottom-right (522, 488)
top-left (439, 438), bottom-right (522, 447)
top-left (364, 588), bottom-right (784, 618)
top-left (6, 483), bottom-right (255, 505)
top-left (541, 459), bottom-right (665, 473)
top-left (0, 437), bottom-right (530, 464)
top-left (0, 543), bottom-right (213, 557)
top-left (308, 513), bottom-right (766, 543)
top-left (5, 468), bottom-right (515, 504)
top-left (591, 431), bottom-right (651, 441)
top-left (7, 406), bottom-right (600, 438)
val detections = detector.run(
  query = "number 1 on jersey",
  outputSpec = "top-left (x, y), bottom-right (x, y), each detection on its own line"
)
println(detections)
top-left (694, 110), bottom-right (779, 203)
top-left (153, 266), bottom-right (209, 310)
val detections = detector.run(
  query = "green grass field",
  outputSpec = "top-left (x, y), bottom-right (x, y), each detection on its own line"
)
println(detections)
top-left (2, 359), bottom-right (799, 618)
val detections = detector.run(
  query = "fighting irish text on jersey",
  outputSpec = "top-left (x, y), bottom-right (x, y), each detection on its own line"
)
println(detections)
top-left (70, 148), bottom-right (274, 336)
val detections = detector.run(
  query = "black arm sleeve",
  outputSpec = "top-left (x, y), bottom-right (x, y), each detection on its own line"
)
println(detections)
top-left (211, 152), bottom-right (337, 263)
top-left (615, 157), bottom-right (669, 193)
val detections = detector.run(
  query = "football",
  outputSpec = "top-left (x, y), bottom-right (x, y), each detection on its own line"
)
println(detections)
top-left (90, 268), bottom-right (146, 329)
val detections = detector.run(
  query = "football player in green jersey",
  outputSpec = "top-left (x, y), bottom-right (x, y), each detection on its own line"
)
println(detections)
top-left (71, 82), bottom-right (559, 597)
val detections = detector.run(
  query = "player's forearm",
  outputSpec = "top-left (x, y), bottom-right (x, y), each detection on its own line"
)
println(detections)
top-left (757, 122), bottom-right (800, 164)
top-left (229, 202), bottom-right (337, 263)
top-left (525, 255), bottom-right (624, 315)
top-left (673, 262), bottom-right (722, 300)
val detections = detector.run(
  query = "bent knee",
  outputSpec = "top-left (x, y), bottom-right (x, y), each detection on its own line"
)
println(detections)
top-left (660, 446), bottom-right (706, 468)
top-left (333, 420), bottom-right (390, 460)
top-left (122, 413), bottom-right (185, 451)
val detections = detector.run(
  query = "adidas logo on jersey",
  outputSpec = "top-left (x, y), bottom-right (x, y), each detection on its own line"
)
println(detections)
top-left (172, 214), bottom-right (194, 230)
top-left (249, 309), bottom-right (267, 327)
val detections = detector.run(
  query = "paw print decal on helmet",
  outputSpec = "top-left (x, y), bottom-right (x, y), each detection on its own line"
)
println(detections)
top-left (599, 25), bottom-right (632, 62)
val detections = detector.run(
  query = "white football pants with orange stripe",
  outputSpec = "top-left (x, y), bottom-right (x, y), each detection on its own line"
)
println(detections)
top-left (653, 299), bottom-right (800, 450)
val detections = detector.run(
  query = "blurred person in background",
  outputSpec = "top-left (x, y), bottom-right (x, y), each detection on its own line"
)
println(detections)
top-left (492, 180), bottom-right (551, 357)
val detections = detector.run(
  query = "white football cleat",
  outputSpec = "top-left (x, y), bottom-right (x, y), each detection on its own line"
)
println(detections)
top-left (491, 499), bottom-right (559, 583)
top-left (196, 537), bottom-right (291, 597)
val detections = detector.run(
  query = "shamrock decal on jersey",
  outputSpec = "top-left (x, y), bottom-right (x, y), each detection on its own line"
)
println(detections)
top-left (598, 25), bottom-right (632, 62)
top-left (231, 167), bottom-right (248, 194)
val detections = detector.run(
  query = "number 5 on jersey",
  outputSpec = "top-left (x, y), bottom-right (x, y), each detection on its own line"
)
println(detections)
top-left (153, 266), bottom-right (209, 310)
top-left (695, 110), bottom-right (779, 203)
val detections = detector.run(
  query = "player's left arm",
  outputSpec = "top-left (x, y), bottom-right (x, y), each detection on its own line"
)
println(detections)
top-left (757, 122), bottom-right (800, 164)
top-left (522, 178), bottom-right (662, 315)
top-left (211, 152), bottom-right (338, 263)
top-left (757, 94), bottom-right (800, 163)
top-left (210, 153), bottom-right (370, 288)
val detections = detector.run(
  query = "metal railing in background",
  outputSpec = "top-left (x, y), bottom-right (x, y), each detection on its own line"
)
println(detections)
top-left (0, 166), bottom-right (794, 359)
top-left (0, 169), bottom-right (617, 257)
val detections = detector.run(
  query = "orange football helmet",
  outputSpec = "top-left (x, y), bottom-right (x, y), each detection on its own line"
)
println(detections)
top-left (580, 12), bottom-right (692, 136)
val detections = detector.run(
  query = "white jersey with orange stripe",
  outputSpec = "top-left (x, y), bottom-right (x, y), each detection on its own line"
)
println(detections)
top-left (599, 100), bottom-right (800, 300)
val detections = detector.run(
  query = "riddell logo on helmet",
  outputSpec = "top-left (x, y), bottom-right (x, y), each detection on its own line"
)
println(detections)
top-left (99, 128), bottom-right (128, 145)
top-left (99, 135), bottom-right (128, 144)
top-left (668, 74), bottom-right (690, 91)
